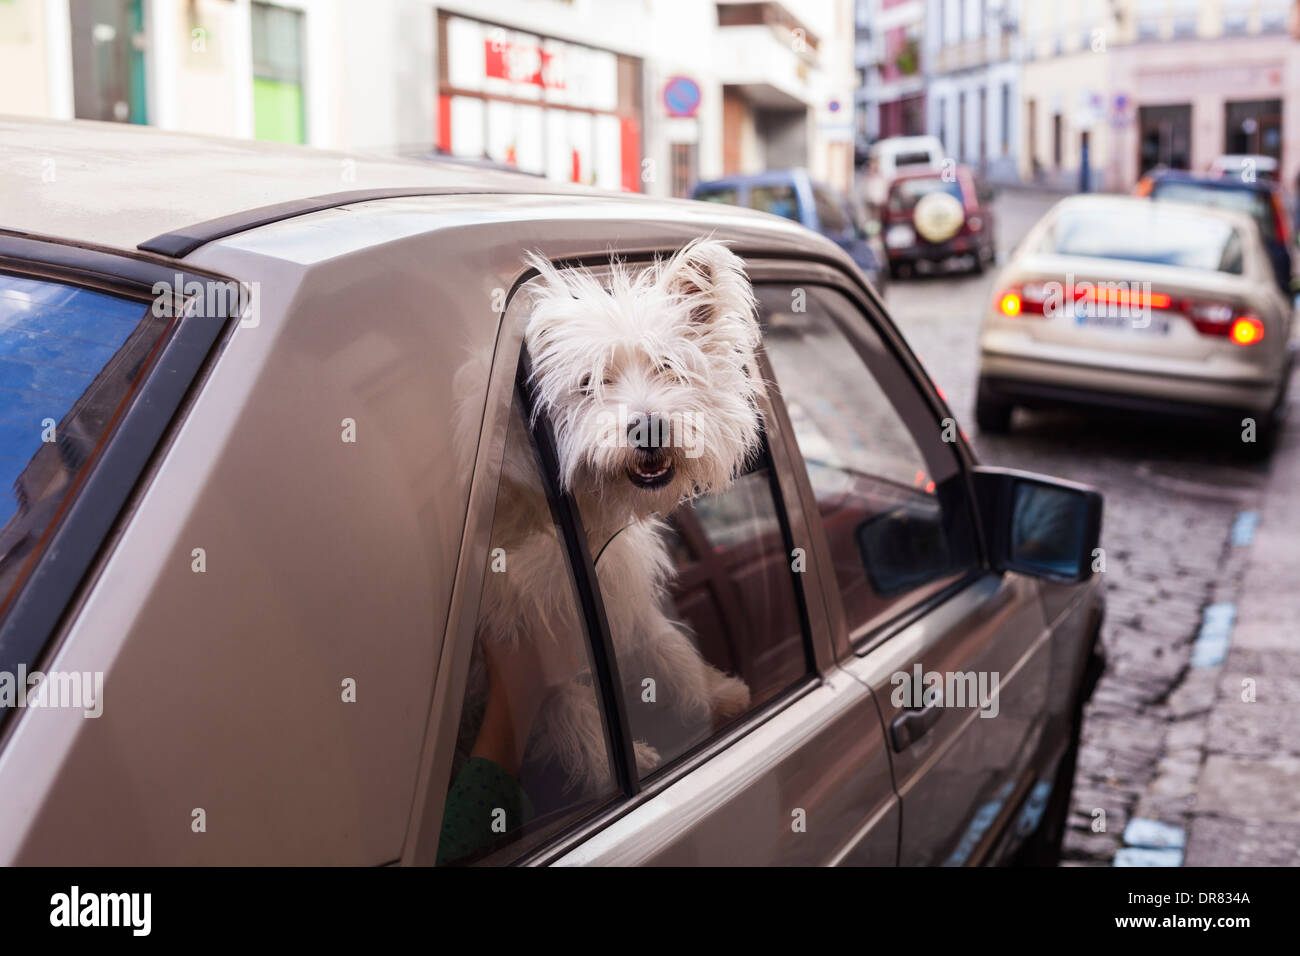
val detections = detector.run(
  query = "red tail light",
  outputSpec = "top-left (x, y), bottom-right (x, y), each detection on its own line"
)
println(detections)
top-left (1270, 192), bottom-right (1292, 246)
top-left (1182, 298), bottom-right (1264, 344)
top-left (995, 282), bottom-right (1172, 317)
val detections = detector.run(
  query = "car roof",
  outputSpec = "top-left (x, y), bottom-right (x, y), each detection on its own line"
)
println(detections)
top-left (0, 117), bottom-right (589, 253)
top-left (693, 169), bottom-right (811, 192)
top-left (1146, 168), bottom-right (1278, 194)
top-left (869, 135), bottom-right (942, 155)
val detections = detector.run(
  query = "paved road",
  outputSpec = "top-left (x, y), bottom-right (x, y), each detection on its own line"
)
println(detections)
top-left (879, 189), bottom-right (1290, 864)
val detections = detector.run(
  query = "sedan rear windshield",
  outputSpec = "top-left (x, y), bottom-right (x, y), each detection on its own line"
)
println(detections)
top-left (1041, 207), bottom-right (1244, 274)
top-left (0, 274), bottom-right (167, 617)
top-left (1149, 181), bottom-right (1274, 242)
top-left (888, 178), bottom-right (963, 213)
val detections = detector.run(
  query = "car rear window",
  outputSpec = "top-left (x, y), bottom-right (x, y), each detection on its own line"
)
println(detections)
top-left (0, 273), bottom-right (167, 616)
top-left (1042, 207), bottom-right (1244, 273)
top-left (888, 177), bottom-right (963, 213)
top-left (748, 184), bottom-right (802, 222)
top-left (1149, 181), bottom-right (1274, 240)
top-left (694, 186), bottom-right (739, 206)
top-left (893, 150), bottom-right (935, 168)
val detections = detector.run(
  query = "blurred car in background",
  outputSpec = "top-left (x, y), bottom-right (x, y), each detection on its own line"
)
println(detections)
top-left (883, 166), bottom-right (997, 279)
top-left (1135, 167), bottom-right (1294, 293)
top-left (693, 169), bottom-right (889, 293)
top-left (862, 135), bottom-right (945, 209)
top-left (977, 196), bottom-right (1294, 456)
top-left (1208, 154), bottom-right (1279, 182)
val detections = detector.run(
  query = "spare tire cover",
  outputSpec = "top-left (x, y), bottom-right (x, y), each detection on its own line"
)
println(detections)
top-left (913, 191), bottom-right (965, 243)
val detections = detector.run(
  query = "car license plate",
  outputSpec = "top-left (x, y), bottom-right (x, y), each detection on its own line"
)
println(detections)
top-left (1073, 300), bottom-right (1170, 334)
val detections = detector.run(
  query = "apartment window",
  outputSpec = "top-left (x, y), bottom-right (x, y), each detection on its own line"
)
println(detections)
top-left (978, 86), bottom-right (987, 170)
top-left (1000, 83), bottom-right (1010, 156)
top-left (670, 143), bottom-right (698, 199)
top-left (937, 97), bottom-right (947, 154)
top-left (1052, 113), bottom-right (1062, 169)
top-left (1261, 0), bottom-right (1289, 33)
top-left (1027, 98), bottom-right (1038, 176)
top-left (958, 90), bottom-right (966, 163)
top-left (252, 2), bottom-right (307, 144)
top-left (70, 0), bottom-right (148, 124)
top-left (1136, 0), bottom-right (1163, 41)
top-left (1171, 0), bottom-right (1198, 38)
top-left (1222, 0), bottom-right (1249, 34)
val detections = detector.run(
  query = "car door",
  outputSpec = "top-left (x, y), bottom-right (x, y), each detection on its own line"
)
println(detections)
top-left (752, 262), bottom-right (1054, 866)
top-left (415, 258), bottom-right (900, 866)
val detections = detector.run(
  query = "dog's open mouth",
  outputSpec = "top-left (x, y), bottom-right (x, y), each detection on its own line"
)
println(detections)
top-left (627, 454), bottom-right (675, 489)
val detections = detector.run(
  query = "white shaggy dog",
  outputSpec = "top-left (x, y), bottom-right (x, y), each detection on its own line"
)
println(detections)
top-left (459, 239), bottom-right (765, 795)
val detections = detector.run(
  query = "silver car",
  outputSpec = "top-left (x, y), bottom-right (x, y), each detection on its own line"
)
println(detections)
top-left (0, 119), bottom-right (1103, 866)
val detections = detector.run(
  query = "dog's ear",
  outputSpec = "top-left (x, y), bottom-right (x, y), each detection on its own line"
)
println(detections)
top-left (661, 239), bottom-right (750, 325)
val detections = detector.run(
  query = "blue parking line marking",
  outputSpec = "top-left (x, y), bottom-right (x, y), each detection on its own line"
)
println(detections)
top-left (1230, 511), bottom-right (1259, 547)
top-left (1113, 847), bottom-right (1185, 867)
top-left (1123, 818), bottom-right (1186, 850)
top-left (1191, 602), bottom-right (1236, 669)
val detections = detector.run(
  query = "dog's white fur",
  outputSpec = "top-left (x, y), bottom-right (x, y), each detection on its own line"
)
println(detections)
top-left (458, 239), bottom-right (764, 794)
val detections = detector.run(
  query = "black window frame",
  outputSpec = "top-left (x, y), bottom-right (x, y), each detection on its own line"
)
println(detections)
top-left (0, 233), bottom-right (239, 736)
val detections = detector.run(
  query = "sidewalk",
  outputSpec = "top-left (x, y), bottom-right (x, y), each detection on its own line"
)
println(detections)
top-left (1183, 404), bottom-right (1300, 864)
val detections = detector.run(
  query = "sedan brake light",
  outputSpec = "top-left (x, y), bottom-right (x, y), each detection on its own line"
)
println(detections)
top-left (1181, 298), bottom-right (1264, 344)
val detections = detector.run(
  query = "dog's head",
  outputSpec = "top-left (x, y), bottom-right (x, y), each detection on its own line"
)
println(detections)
top-left (523, 239), bottom-right (763, 518)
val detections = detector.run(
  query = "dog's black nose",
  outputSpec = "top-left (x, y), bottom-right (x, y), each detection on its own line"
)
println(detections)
top-left (627, 412), bottom-right (666, 449)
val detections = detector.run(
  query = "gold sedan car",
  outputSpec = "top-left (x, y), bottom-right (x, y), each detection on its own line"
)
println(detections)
top-left (0, 119), bottom-right (1104, 866)
top-left (977, 196), bottom-right (1295, 456)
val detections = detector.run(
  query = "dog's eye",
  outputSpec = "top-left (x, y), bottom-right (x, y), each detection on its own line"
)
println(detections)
top-left (579, 373), bottom-right (613, 394)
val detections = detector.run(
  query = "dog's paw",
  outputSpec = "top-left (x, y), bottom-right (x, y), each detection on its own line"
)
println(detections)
top-left (633, 739), bottom-right (661, 775)
top-left (710, 673), bottom-right (752, 721)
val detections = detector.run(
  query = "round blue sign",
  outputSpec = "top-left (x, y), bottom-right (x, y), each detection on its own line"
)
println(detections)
top-left (663, 76), bottom-right (701, 118)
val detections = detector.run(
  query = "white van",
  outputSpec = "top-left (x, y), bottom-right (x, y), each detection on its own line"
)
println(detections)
top-left (863, 135), bottom-right (945, 208)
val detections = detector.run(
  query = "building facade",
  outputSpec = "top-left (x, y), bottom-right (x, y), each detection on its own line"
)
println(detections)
top-left (1018, 0), bottom-right (1300, 192)
top-left (0, 0), bottom-right (855, 198)
top-left (854, 0), bottom-right (927, 150)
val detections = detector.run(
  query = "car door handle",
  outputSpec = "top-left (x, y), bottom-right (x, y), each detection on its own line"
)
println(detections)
top-left (890, 704), bottom-right (943, 752)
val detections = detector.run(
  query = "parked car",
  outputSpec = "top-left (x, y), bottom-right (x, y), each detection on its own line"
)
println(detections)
top-left (0, 118), bottom-right (1103, 866)
top-left (883, 166), bottom-right (997, 278)
top-left (978, 195), bottom-right (1294, 456)
top-left (1135, 167), bottom-right (1294, 293)
top-left (692, 169), bottom-right (888, 294)
top-left (862, 134), bottom-right (945, 209)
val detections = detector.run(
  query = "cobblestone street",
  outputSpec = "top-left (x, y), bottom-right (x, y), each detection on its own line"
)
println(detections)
top-left (881, 189), bottom-right (1294, 865)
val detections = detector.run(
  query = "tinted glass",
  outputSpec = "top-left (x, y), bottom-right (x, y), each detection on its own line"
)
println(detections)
top-left (888, 178), bottom-right (963, 213)
top-left (0, 274), bottom-right (166, 617)
top-left (760, 285), bottom-right (978, 642)
top-left (813, 186), bottom-right (851, 235)
top-left (438, 394), bottom-right (618, 865)
top-left (1043, 207), bottom-right (1243, 273)
top-left (749, 184), bottom-right (802, 222)
top-left (694, 186), bottom-right (739, 206)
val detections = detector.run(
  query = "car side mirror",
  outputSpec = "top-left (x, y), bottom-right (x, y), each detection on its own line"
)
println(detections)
top-left (972, 467), bottom-right (1103, 583)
